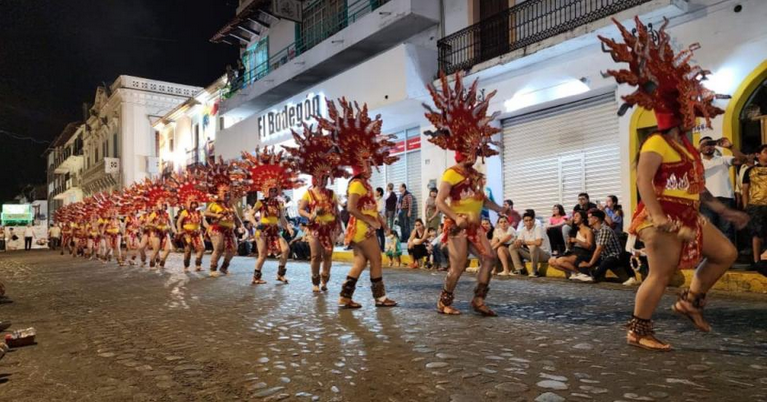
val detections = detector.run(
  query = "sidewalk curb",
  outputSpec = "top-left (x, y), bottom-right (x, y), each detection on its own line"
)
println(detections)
top-left (331, 251), bottom-right (767, 295)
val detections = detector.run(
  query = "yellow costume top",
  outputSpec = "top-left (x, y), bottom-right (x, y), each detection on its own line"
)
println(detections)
top-left (640, 134), bottom-right (699, 201)
top-left (302, 188), bottom-right (337, 225)
top-left (254, 199), bottom-right (282, 226)
top-left (208, 202), bottom-right (234, 229)
top-left (347, 179), bottom-right (378, 244)
top-left (442, 166), bottom-right (485, 216)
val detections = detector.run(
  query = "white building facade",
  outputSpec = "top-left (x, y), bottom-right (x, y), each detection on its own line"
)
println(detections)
top-left (211, 0), bottom-right (767, 226)
top-left (80, 76), bottom-right (201, 196)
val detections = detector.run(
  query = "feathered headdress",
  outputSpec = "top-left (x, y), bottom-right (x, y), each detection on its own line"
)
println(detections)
top-left (316, 97), bottom-right (398, 170)
top-left (135, 178), bottom-right (171, 208)
top-left (598, 17), bottom-right (729, 131)
top-left (235, 147), bottom-right (304, 195)
top-left (423, 71), bottom-right (501, 162)
top-left (283, 123), bottom-right (349, 183)
top-left (117, 184), bottom-right (143, 215)
top-left (169, 169), bottom-right (208, 206)
top-left (203, 156), bottom-right (248, 200)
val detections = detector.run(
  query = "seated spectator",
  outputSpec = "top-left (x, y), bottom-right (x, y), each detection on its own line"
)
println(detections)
top-left (385, 229), bottom-right (402, 267)
top-left (546, 204), bottom-right (568, 255)
top-left (408, 219), bottom-right (429, 269)
top-left (516, 209), bottom-right (542, 233)
top-left (491, 216), bottom-right (516, 275)
top-left (481, 218), bottom-right (494, 240)
top-left (236, 224), bottom-right (251, 256)
top-left (288, 223), bottom-right (310, 260)
top-left (562, 192), bottom-right (597, 249)
top-left (423, 227), bottom-right (437, 268)
top-left (598, 195), bottom-right (624, 232)
top-left (548, 211), bottom-right (593, 278)
top-left (509, 211), bottom-right (552, 277)
top-left (574, 209), bottom-right (632, 283)
top-left (503, 200), bottom-right (522, 229)
top-left (431, 227), bottom-right (450, 271)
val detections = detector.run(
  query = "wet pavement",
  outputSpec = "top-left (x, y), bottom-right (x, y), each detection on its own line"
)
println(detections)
top-left (0, 250), bottom-right (766, 401)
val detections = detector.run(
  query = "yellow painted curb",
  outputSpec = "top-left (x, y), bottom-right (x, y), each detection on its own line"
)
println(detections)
top-left (331, 252), bottom-right (767, 294)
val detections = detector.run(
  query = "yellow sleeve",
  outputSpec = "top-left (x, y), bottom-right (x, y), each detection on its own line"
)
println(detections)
top-left (348, 180), bottom-right (368, 196)
top-left (254, 201), bottom-right (263, 211)
top-left (301, 190), bottom-right (313, 203)
top-left (331, 191), bottom-right (338, 205)
top-left (441, 168), bottom-right (464, 186)
top-left (640, 134), bottom-right (675, 159)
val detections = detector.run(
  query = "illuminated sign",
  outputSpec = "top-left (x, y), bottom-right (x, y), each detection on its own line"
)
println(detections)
top-left (1, 204), bottom-right (33, 224)
top-left (258, 93), bottom-right (327, 141)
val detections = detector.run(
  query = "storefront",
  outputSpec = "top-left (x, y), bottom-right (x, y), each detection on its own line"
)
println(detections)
top-left (501, 93), bottom-right (620, 216)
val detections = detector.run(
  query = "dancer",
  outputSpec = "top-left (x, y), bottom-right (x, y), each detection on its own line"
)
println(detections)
top-left (285, 124), bottom-right (348, 292)
top-left (58, 210), bottom-right (73, 256)
top-left (86, 212), bottom-right (101, 260)
top-left (203, 158), bottom-right (244, 277)
top-left (121, 186), bottom-right (143, 266)
top-left (104, 205), bottom-right (124, 265)
top-left (599, 17), bottom-right (747, 350)
top-left (316, 98), bottom-right (398, 309)
top-left (172, 171), bottom-right (208, 272)
top-left (237, 148), bottom-right (303, 285)
top-left (423, 71), bottom-right (509, 316)
top-left (144, 181), bottom-right (174, 269)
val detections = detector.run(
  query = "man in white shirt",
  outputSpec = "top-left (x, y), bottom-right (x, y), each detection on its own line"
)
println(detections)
top-left (48, 223), bottom-right (62, 250)
top-left (23, 224), bottom-right (36, 251)
top-left (699, 136), bottom-right (748, 243)
top-left (509, 211), bottom-right (551, 277)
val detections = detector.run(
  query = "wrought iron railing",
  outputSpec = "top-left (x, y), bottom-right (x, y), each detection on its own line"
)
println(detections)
top-left (438, 0), bottom-right (651, 75)
top-left (223, 0), bottom-right (391, 98)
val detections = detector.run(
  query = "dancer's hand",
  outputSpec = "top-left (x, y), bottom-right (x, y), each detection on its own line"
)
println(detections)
top-left (455, 215), bottom-right (469, 229)
top-left (722, 208), bottom-right (750, 230)
top-left (367, 217), bottom-right (382, 230)
top-left (652, 215), bottom-right (675, 233)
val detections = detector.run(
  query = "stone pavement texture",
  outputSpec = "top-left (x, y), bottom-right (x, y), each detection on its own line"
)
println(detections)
top-left (0, 250), bottom-right (766, 401)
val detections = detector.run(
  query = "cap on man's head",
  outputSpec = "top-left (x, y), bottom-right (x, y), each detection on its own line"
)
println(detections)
top-left (699, 136), bottom-right (713, 145)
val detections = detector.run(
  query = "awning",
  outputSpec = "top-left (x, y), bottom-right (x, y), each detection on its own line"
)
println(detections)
top-left (210, 0), bottom-right (275, 44)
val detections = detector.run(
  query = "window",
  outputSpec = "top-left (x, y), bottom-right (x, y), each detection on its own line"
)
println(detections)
top-left (244, 37), bottom-right (269, 83)
top-left (299, 0), bottom-right (347, 53)
top-left (113, 131), bottom-right (118, 157)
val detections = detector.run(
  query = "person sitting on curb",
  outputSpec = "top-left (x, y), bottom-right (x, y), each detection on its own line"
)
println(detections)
top-left (509, 210), bottom-right (552, 277)
top-left (574, 209), bottom-right (634, 283)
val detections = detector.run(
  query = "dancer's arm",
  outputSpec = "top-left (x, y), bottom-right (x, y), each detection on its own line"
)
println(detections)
top-left (176, 211), bottom-right (186, 233)
top-left (347, 191), bottom-right (380, 229)
top-left (298, 198), bottom-right (312, 220)
top-left (700, 189), bottom-right (749, 229)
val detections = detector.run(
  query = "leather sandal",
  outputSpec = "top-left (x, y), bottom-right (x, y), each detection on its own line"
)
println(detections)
top-left (338, 297), bottom-right (362, 309)
top-left (251, 277), bottom-right (267, 285)
top-left (375, 298), bottom-right (397, 307)
top-left (437, 290), bottom-right (461, 315)
top-left (470, 299), bottom-right (498, 317)
top-left (626, 317), bottom-right (672, 351)
top-left (671, 289), bottom-right (711, 332)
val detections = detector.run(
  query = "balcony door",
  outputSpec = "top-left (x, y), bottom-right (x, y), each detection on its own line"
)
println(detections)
top-left (478, 0), bottom-right (510, 62)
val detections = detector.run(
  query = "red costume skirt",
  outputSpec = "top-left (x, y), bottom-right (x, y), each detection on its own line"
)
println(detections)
top-left (309, 222), bottom-right (335, 252)
top-left (182, 231), bottom-right (204, 251)
top-left (258, 224), bottom-right (282, 256)
top-left (442, 217), bottom-right (489, 258)
top-left (209, 225), bottom-right (236, 251)
top-left (629, 196), bottom-right (704, 269)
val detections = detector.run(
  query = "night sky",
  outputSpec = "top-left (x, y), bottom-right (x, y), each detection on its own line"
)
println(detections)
top-left (0, 0), bottom-right (240, 203)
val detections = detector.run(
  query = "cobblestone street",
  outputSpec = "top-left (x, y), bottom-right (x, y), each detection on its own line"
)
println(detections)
top-left (1, 250), bottom-right (766, 401)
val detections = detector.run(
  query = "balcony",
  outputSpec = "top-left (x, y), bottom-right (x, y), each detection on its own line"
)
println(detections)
top-left (53, 176), bottom-right (82, 201)
top-left (438, 0), bottom-right (685, 76)
top-left (221, 0), bottom-right (439, 116)
top-left (54, 145), bottom-right (84, 175)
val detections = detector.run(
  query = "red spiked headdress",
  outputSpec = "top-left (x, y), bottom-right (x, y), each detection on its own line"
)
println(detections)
top-left (598, 17), bottom-right (729, 131)
top-left (202, 156), bottom-right (248, 200)
top-left (283, 123), bottom-right (349, 183)
top-left (135, 179), bottom-right (171, 208)
top-left (236, 147), bottom-right (304, 195)
top-left (423, 71), bottom-right (501, 162)
top-left (316, 98), bottom-right (398, 170)
top-left (169, 169), bottom-right (208, 206)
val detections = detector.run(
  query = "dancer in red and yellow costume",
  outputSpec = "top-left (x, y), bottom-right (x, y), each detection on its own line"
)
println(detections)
top-left (203, 158), bottom-right (244, 277)
top-left (237, 148), bottom-right (303, 285)
top-left (423, 72), bottom-right (509, 317)
top-left (316, 98), bottom-right (398, 309)
top-left (172, 170), bottom-right (208, 273)
top-left (140, 180), bottom-right (175, 269)
top-left (98, 192), bottom-right (124, 265)
top-left (285, 124), bottom-right (348, 292)
top-left (120, 184), bottom-right (144, 266)
top-left (55, 208), bottom-right (74, 256)
top-left (599, 17), bottom-right (748, 350)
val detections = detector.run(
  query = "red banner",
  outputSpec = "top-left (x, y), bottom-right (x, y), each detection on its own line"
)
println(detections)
top-left (392, 141), bottom-right (406, 154)
top-left (406, 137), bottom-right (421, 151)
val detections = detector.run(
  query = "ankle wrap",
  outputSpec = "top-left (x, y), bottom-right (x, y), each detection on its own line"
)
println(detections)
top-left (439, 289), bottom-right (455, 307)
top-left (340, 276), bottom-right (358, 299)
top-left (370, 277), bottom-right (386, 299)
top-left (474, 283), bottom-right (490, 299)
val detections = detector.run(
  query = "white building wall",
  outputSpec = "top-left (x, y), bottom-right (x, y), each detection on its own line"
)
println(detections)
top-left (268, 20), bottom-right (295, 57)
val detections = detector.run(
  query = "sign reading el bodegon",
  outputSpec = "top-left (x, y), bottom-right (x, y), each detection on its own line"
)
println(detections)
top-left (258, 92), bottom-right (326, 141)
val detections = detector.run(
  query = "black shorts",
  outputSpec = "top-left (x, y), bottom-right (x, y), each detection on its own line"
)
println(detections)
top-left (746, 205), bottom-right (767, 238)
top-left (563, 247), bottom-right (593, 262)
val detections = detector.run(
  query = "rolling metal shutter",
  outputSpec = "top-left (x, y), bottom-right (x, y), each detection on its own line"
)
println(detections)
top-left (501, 93), bottom-right (620, 217)
top-left (406, 150), bottom-right (422, 217)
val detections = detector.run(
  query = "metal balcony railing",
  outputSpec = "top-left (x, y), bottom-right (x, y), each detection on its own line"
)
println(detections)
top-left (223, 0), bottom-right (391, 99)
top-left (437, 0), bottom-right (651, 75)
